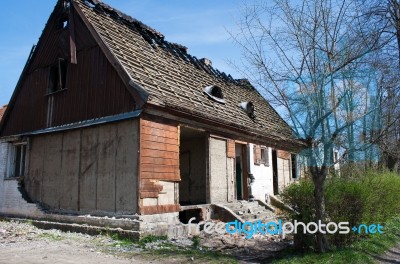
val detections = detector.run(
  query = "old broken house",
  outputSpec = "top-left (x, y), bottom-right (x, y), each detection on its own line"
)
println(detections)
top-left (0, 0), bottom-right (305, 236)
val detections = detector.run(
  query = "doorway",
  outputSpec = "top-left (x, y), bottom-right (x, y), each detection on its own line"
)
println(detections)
top-left (272, 149), bottom-right (279, 195)
top-left (235, 157), bottom-right (243, 200)
top-left (179, 127), bottom-right (207, 205)
top-left (235, 143), bottom-right (249, 200)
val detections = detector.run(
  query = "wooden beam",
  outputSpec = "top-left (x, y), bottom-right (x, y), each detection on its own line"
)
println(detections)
top-left (141, 204), bottom-right (181, 215)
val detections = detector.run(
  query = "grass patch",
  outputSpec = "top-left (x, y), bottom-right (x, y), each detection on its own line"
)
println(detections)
top-left (38, 232), bottom-right (64, 241)
top-left (191, 235), bottom-right (201, 249)
top-left (108, 234), bottom-right (168, 248)
top-left (149, 245), bottom-right (238, 264)
top-left (109, 233), bottom-right (135, 247)
top-left (107, 233), bottom-right (236, 263)
top-left (138, 235), bottom-right (167, 247)
top-left (273, 216), bottom-right (400, 264)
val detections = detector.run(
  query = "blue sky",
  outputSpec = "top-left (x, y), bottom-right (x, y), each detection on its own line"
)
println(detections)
top-left (0, 0), bottom-right (244, 106)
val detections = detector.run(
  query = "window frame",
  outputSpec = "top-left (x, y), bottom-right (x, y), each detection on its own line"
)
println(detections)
top-left (253, 145), bottom-right (269, 166)
top-left (253, 145), bottom-right (260, 165)
top-left (6, 142), bottom-right (27, 179)
top-left (47, 58), bottom-right (68, 95)
top-left (260, 146), bottom-right (269, 166)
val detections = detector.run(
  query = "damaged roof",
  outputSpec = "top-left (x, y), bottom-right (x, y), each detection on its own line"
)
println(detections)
top-left (73, 0), bottom-right (301, 147)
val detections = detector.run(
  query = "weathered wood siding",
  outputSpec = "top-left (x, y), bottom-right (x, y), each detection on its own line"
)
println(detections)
top-left (139, 117), bottom-right (180, 215)
top-left (1, 4), bottom-right (135, 137)
top-left (25, 119), bottom-right (139, 214)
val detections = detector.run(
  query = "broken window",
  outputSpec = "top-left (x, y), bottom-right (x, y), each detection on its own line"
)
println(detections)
top-left (7, 143), bottom-right (27, 178)
top-left (48, 58), bottom-right (68, 93)
top-left (254, 145), bottom-right (269, 166)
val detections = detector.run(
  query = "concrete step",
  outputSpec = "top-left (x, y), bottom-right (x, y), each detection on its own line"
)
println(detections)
top-left (218, 200), bottom-right (276, 223)
top-left (229, 202), bottom-right (260, 212)
top-left (0, 217), bottom-right (140, 240)
top-left (235, 206), bottom-right (266, 215)
top-left (242, 212), bottom-right (275, 222)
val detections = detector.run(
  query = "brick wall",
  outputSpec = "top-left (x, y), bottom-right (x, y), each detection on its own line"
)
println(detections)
top-left (0, 140), bottom-right (43, 217)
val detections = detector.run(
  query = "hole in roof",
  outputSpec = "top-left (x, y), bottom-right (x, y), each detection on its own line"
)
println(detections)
top-left (239, 102), bottom-right (255, 118)
top-left (203, 85), bottom-right (225, 104)
top-left (57, 17), bottom-right (69, 30)
top-left (85, 0), bottom-right (96, 8)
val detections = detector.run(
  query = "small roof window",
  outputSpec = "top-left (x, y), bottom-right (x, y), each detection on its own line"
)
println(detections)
top-left (239, 101), bottom-right (255, 118)
top-left (203, 85), bottom-right (225, 104)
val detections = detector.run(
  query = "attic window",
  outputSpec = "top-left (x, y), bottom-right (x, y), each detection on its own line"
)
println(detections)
top-left (56, 1), bottom-right (70, 30)
top-left (203, 85), bottom-right (225, 104)
top-left (48, 58), bottom-right (68, 93)
top-left (56, 16), bottom-right (69, 30)
top-left (239, 102), bottom-right (255, 118)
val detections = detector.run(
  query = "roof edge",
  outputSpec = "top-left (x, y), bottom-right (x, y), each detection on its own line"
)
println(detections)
top-left (144, 104), bottom-right (306, 152)
top-left (12, 110), bottom-right (142, 137)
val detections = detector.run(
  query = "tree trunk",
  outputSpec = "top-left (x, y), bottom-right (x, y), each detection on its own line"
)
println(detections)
top-left (311, 166), bottom-right (329, 253)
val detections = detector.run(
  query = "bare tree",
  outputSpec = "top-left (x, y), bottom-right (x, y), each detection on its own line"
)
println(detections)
top-left (359, 0), bottom-right (400, 172)
top-left (232, 0), bottom-right (386, 252)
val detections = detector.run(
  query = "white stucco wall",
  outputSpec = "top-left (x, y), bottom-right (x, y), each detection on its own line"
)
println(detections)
top-left (248, 143), bottom-right (274, 201)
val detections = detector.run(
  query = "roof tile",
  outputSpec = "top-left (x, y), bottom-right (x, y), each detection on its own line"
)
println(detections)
top-left (75, 0), bottom-right (298, 145)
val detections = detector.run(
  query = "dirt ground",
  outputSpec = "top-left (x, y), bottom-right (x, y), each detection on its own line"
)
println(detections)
top-left (6, 219), bottom-right (399, 264)
top-left (0, 220), bottom-right (169, 264)
top-left (0, 219), bottom-right (290, 264)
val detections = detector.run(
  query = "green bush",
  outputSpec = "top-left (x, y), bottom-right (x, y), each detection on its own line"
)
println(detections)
top-left (280, 170), bottom-right (400, 251)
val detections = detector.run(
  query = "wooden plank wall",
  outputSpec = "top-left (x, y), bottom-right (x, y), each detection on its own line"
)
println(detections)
top-left (25, 119), bottom-right (139, 214)
top-left (139, 117), bottom-right (180, 215)
top-left (1, 6), bottom-right (135, 137)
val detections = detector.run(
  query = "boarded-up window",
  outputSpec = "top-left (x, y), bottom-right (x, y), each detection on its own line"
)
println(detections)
top-left (261, 147), bottom-right (269, 166)
top-left (253, 145), bottom-right (261, 165)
